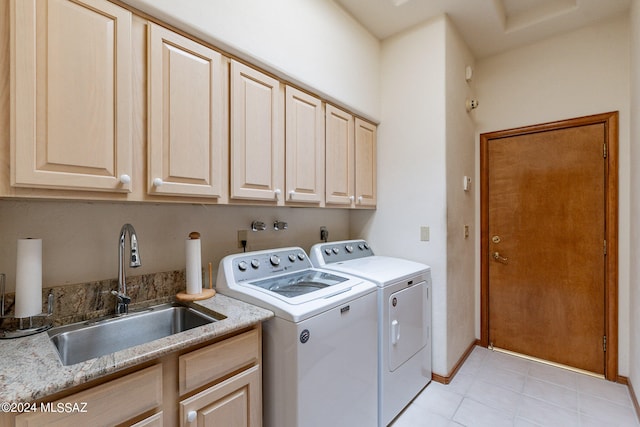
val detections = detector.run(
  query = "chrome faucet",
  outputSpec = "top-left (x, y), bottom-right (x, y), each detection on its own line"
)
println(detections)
top-left (113, 223), bottom-right (141, 315)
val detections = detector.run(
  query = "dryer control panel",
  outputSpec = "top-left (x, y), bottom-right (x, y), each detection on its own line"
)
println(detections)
top-left (311, 240), bottom-right (374, 264)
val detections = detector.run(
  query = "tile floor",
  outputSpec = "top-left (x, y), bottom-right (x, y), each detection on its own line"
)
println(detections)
top-left (391, 346), bottom-right (640, 427)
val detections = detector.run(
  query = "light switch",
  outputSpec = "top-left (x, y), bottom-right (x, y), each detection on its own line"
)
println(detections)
top-left (463, 176), bottom-right (471, 192)
top-left (420, 226), bottom-right (430, 242)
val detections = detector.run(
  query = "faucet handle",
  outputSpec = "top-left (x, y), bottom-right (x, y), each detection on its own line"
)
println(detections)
top-left (111, 290), bottom-right (131, 305)
top-left (251, 221), bottom-right (266, 232)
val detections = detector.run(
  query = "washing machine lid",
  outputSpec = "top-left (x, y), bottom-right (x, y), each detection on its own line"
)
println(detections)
top-left (224, 269), bottom-right (375, 322)
top-left (243, 269), bottom-right (349, 301)
top-left (318, 256), bottom-right (430, 285)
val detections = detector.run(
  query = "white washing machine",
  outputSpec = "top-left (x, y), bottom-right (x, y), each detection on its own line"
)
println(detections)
top-left (310, 240), bottom-right (432, 427)
top-left (217, 247), bottom-right (378, 427)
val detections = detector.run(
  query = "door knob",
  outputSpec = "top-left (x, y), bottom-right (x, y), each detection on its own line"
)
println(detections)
top-left (492, 252), bottom-right (508, 264)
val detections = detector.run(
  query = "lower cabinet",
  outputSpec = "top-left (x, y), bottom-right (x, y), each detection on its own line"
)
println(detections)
top-left (9, 325), bottom-right (262, 427)
top-left (179, 365), bottom-right (261, 427)
top-left (14, 365), bottom-right (163, 427)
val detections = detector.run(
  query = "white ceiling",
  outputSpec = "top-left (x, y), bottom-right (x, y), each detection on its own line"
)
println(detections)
top-left (333, 0), bottom-right (631, 58)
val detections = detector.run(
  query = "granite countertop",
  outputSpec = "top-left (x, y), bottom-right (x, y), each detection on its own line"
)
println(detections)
top-left (0, 294), bottom-right (273, 403)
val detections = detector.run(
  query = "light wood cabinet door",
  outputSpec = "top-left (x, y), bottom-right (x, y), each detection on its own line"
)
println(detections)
top-left (285, 86), bottom-right (324, 204)
top-left (148, 23), bottom-right (227, 199)
top-left (230, 61), bottom-right (284, 203)
top-left (354, 118), bottom-right (377, 207)
top-left (179, 365), bottom-right (261, 427)
top-left (10, 0), bottom-right (133, 192)
top-left (325, 104), bottom-right (354, 206)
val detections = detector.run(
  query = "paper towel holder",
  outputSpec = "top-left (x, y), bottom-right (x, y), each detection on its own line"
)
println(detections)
top-left (0, 273), bottom-right (54, 339)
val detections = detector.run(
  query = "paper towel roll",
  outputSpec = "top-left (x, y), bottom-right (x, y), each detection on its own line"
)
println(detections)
top-left (15, 238), bottom-right (42, 318)
top-left (185, 236), bottom-right (202, 295)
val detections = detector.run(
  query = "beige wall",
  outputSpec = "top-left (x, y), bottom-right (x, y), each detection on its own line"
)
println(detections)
top-left (444, 17), bottom-right (477, 371)
top-left (0, 200), bottom-right (349, 291)
top-left (475, 14), bottom-right (631, 375)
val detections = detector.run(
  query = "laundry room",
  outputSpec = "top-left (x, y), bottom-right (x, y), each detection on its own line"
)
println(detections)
top-left (1, 0), bottom-right (640, 425)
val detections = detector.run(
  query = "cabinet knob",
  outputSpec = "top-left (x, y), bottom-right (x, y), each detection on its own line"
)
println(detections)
top-left (152, 178), bottom-right (164, 187)
top-left (288, 190), bottom-right (295, 200)
top-left (119, 174), bottom-right (131, 185)
top-left (357, 196), bottom-right (363, 204)
top-left (348, 195), bottom-right (355, 202)
top-left (274, 188), bottom-right (282, 200)
top-left (187, 410), bottom-right (197, 422)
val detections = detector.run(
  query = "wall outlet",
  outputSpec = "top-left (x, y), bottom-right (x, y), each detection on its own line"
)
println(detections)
top-left (237, 229), bottom-right (248, 248)
top-left (320, 226), bottom-right (329, 242)
top-left (464, 225), bottom-right (470, 239)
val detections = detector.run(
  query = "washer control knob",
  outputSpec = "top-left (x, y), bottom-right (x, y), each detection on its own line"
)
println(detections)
top-left (251, 259), bottom-right (260, 269)
top-left (345, 245), bottom-right (354, 253)
top-left (238, 261), bottom-right (248, 271)
top-left (270, 255), bottom-right (280, 266)
top-left (363, 243), bottom-right (370, 250)
top-left (297, 252), bottom-right (305, 261)
top-left (358, 243), bottom-right (365, 250)
top-left (324, 248), bottom-right (332, 255)
top-left (332, 247), bottom-right (340, 255)
top-left (288, 254), bottom-right (296, 262)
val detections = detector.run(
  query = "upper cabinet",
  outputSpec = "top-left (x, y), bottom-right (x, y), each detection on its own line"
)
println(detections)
top-left (147, 23), bottom-right (227, 200)
top-left (325, 105), bottom-right (377, 208)
top-left (4, 2), bottom-right (376, 208)
top-left (354, 118), bottom-right (377, 207)
top-left (10, 0), bottom-right (133, 192)
top-left (230, 60), bottom-right (284, 203)
top-left (285, 86), bottom-right (324, 205)
top-left (325, 104), bottom-right (355, 206)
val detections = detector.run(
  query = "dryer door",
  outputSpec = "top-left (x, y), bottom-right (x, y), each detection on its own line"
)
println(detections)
top-left (388, 281), bottom-right (428, 371)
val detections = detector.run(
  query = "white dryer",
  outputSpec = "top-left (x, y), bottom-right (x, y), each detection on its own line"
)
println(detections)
top-left (310, 240), bottom-right (432, 427)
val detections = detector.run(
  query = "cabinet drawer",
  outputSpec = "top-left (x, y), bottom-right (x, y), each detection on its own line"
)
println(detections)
top-left (131, 412), bottom-right (163, 427)
top-left (179, 329), bottom-right (259, 395)
top-left (15, 364), bottom-right (162, 427)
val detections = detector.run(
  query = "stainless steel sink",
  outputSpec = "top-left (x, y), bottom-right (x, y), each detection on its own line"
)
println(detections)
top-left (48, 302), bottom-right (224, 366)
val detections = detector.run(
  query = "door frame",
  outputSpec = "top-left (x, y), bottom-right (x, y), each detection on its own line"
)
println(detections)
top-left (479, 111), bottom-right (619, 380)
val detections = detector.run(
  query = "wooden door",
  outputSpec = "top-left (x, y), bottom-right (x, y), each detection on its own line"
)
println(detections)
top-left (325, 104), bottom-right (354, 206)
top-left (230, 60), bottom-right (283, 203)
top-left (148, 23), bottom-right (227, 199)
top-left (10, 0), bottom-right (133, 192)
top-left (354, 118), bottom-right (377, 208)
top-left (285, 85), bottom-right (324, 204)
top-left (481, 112), bottom-right (618, 378)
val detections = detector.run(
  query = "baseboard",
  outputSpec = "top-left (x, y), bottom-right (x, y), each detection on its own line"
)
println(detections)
top-left (432, 339), bottom-right (480, 385)
top-left (627, 377), bottom-right (640, 423)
